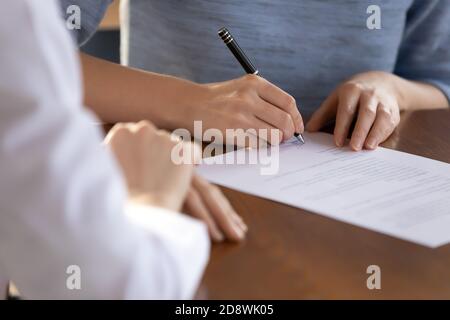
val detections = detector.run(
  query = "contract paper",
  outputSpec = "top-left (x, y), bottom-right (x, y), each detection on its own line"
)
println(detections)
top-left (197, 132), bottom-right (450, 247)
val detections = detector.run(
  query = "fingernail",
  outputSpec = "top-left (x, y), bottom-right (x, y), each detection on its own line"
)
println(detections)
top-left (335, 138), bottom-right (343, 147)
top-left (353, 140), bottom-right (363, 151)
top-left (234, 224), bottom-right (245, 240)
top-left (214, 230), bottom-right (224, 242)
top-left (366, 138), bottom-right (377, 149)
top-left (299, 121), bottom-right (305, 133)
top-left (238, 223), bottom-right (248, 234)
top-left (233, 214), bottom-right (248, 232)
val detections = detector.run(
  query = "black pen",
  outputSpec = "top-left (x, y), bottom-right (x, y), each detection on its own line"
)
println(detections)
top-left (218, 27), bottom-right (305, 144)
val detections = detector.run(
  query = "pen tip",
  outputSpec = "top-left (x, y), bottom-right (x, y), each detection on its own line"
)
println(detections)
top-left (295, 133), bottom-right (305, 144)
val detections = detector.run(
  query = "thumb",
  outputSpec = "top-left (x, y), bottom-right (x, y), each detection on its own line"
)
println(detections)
top-left (306, 91), bottom-right (338, 132)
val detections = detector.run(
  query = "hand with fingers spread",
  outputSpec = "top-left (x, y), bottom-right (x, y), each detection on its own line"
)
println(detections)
top-left (183, 174), bottom-right (247, 242)
top-left (306, 71), bottom-right (402, 150)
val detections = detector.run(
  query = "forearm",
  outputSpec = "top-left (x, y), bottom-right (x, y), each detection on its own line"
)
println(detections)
top-left (392, 74), bottom-right (449, 111)
top-left (80, 52), bottom-right (207, 129)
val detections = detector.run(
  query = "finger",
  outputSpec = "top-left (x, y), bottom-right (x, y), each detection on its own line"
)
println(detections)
top-left (365, 104), bottom-right (399, 150)
top-left (104, 123), bottom-right (129, 144)
top-left (255, 99), bottom-right (296, 141)
top-left (201, 187), bottom-right (246, 241)
top-left (230, 210), bottom-right (248, 233)
top-left (133, 120), bottom-right (156, 133)
top-left (306, 90), bottom-right (338, 132)
top-left (193, 174), bottom-right (247, 234)
top-left (178, 141), bottom-right (202, 165)
top-left (333, 84), bottom-right (361, 147)
top-left (349, 92), bottom-right (378, 151)
top-left (184, 188), bottom-right (225, 242)
top-left (251, 118), bottom-right (283, 146)
top-left (232, 117), bottom-right (281, 147)
top-left (193, 175), bottom-right (246, 242)
top-left (256, 78), bottom-right (304, 134)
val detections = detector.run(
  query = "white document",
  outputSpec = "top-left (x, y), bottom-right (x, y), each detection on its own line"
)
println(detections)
top-left (198, 132), bottom-right (450, 247)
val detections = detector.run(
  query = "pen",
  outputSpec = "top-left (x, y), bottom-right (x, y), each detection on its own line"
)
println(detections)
top-left (218, 27), bottom-right (305, 144)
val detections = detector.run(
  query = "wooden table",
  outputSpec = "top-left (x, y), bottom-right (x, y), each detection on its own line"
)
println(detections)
top-left (197, 108), bottom-right (450, 299)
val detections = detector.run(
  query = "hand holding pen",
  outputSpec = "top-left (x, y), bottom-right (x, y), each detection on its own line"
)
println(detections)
top-left (218, 27), bottom-right (305, 144)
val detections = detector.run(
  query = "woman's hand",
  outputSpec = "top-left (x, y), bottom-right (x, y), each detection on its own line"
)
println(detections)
top-left (183, 174), bottom-right (247, 242)
top-left (105, 120), bottom-right (199, 211)
top-left (185, 74), bottom-right (304, 146)
top-left (105, 120), bottom-right (246, 242)
top-left (82, 54), bottom-right (304, 145)
top-left (83, 54), bottom-right (447, 149)
top-left (306, 71), bottom-right (401, 150)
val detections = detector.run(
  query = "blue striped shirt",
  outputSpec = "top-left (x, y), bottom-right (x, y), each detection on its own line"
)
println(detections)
top-left (61, 0), bottom-right (450, 114)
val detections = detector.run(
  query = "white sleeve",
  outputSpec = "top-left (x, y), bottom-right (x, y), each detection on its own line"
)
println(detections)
top-left (0, 0), bottom-right (209, 300)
